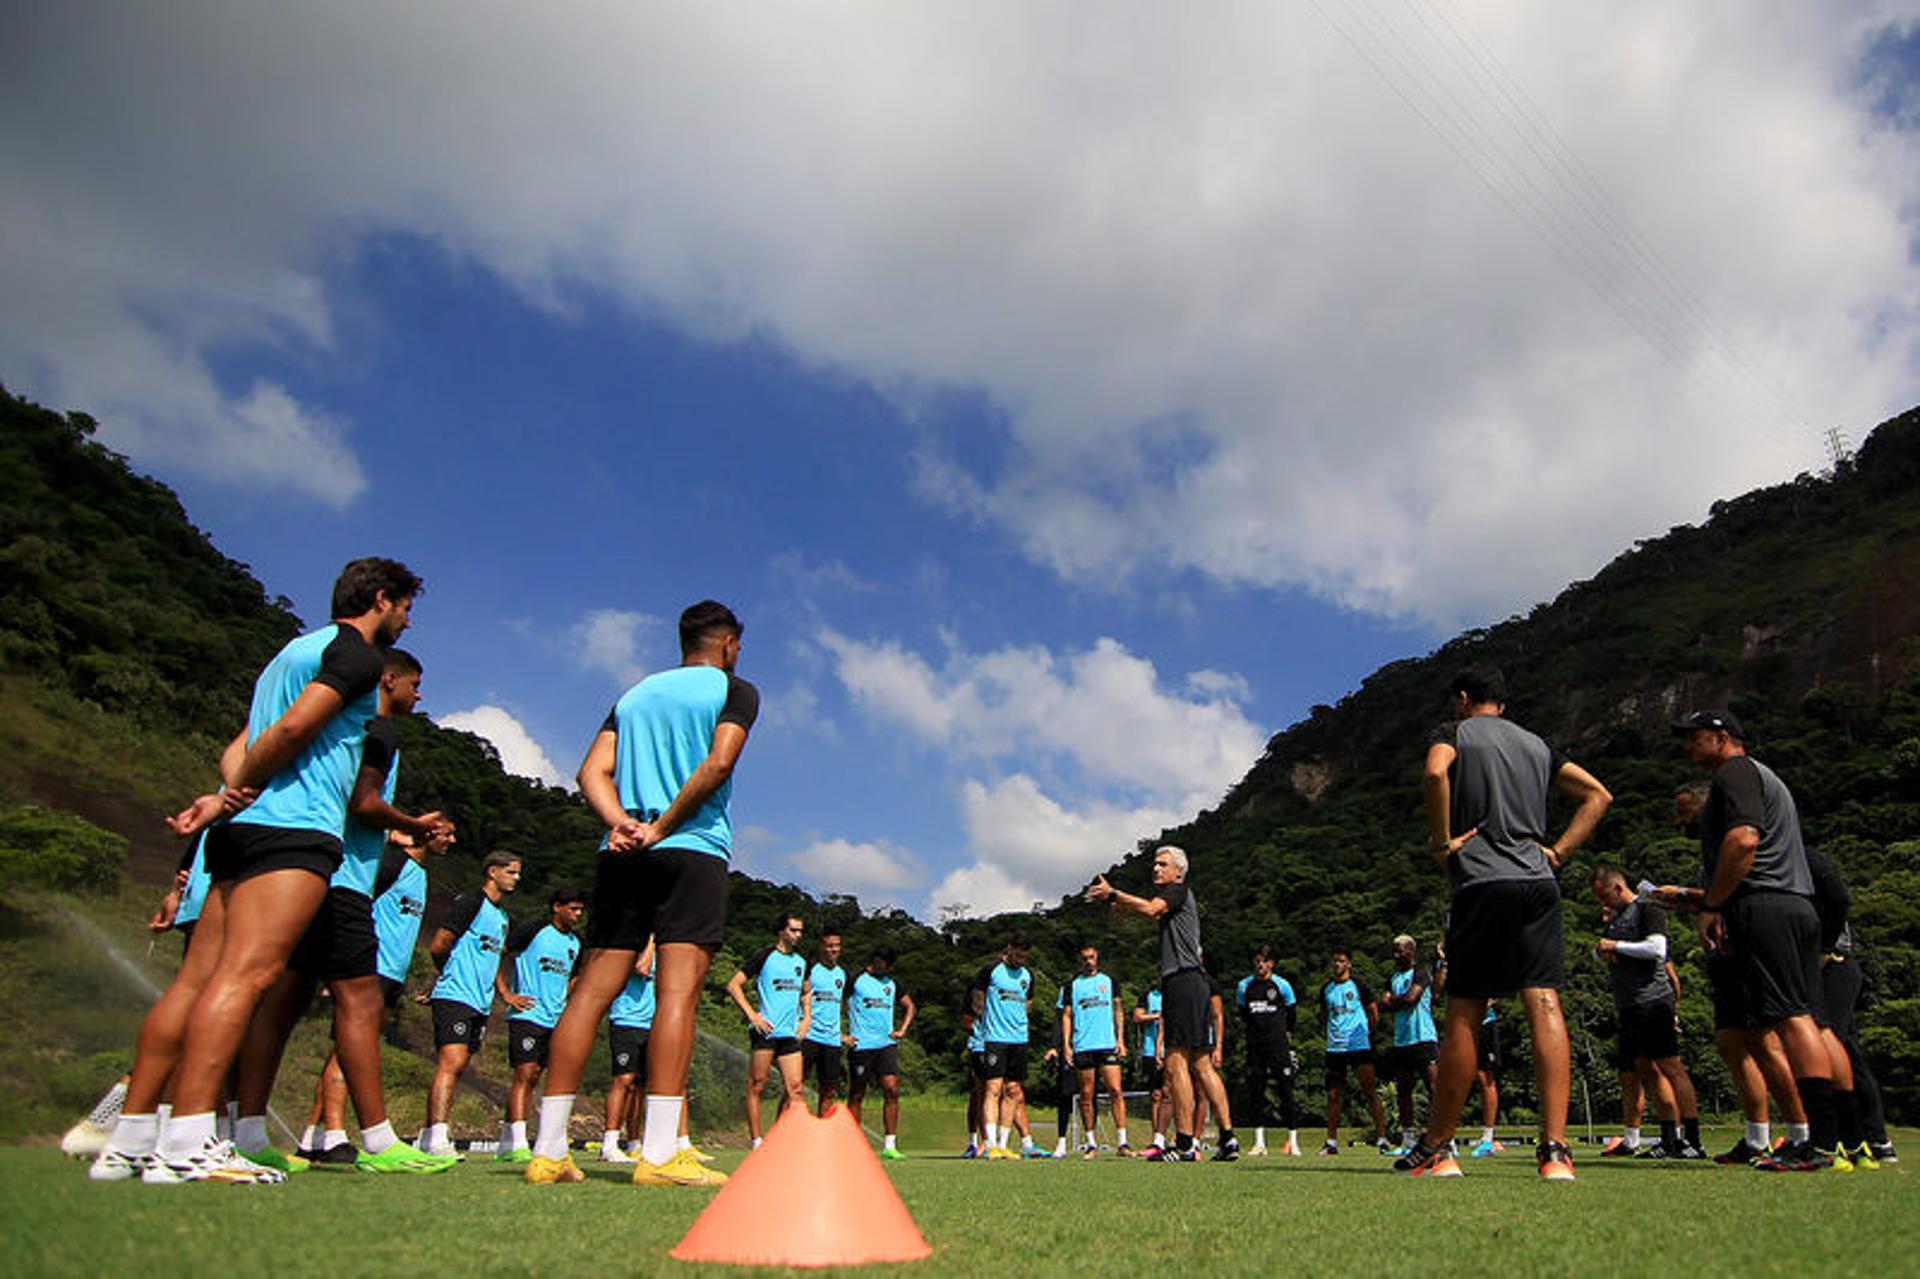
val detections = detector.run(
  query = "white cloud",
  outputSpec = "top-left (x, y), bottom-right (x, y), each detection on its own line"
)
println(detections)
top-left (790, 837), bottom-right (922, 893)
top-left (439, 705), bottom-right (569, 789)
top-left (3, 4), bottom-right (1917, 613)
top-left (569, 608), bottom-right (660, 687)
top-left (817, 627), bottom-right (1263, 918)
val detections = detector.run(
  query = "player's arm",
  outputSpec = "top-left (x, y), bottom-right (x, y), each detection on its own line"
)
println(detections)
top-left (1545, 761), bottom-right (1612, 869)
top-left (348, 759), bottom-right (451, 841)
top-left (1059, 995), bottom-right (1075, 1067)
top-left (1422, 741), bottom-right (1476, 867)
top-left (1699, 825), bottom-right (1758, 949)
top-left (426, 927), bottom-right (458, 971)
top-left (799, 977), bottom-right (813, 1040)
top-left (1282, 983), bottom-right (1297, 1035)
top-left (1666, 962), bottom-right (1683, 1000)
top-left (497, 922), bottom-right (538, 1011)
top-left (1208, 995), bottom-right (1226, 1068)
top-left (1085, 874), bottom-right (1168, 919)
top-left (1112, 996), bottom-right (1126, 1059)
top-left (727, 959), bottom-right (772, 1034)
top-left (894, 993), bottom-right (915, 1039)
top-left (636, 720), bottom-right (751, 850)
top-left (576, 726), bottom-right (645, 851)
top-left (229, 682), bottom-right (348, 792)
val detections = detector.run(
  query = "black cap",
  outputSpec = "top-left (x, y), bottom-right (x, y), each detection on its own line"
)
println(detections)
top-left (1673, 709), bottom-right (1743, 740)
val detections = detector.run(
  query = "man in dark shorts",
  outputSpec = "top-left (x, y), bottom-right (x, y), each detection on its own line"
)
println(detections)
top-left (846, 946), bottom-right (915, 1159)
top-left (1058, 943), bottom-right (1129, 1157)
top-left (1395, 665), bottom-right (1611, 1180)
top-left (1379, 934), bottom-right (1440, 1155)
top-left (601, 942), bottom-right (656, 1162)
top-left (802, 931), bottom-right (848, 1112)
top-left (527, 601), bottom-right (756, 1188)
top-left (961, 986), bottom-right (989, 1157)
top-left (1673, 710), bottom-right (1839, 1171)
top-left (726, 912), bottom-right (811, 1147)
top-left (1590, 867), bottom-right (1703, 1159)
top-left (421, 850), bottom-right (522, 1156)
top-left (973, 936), bottom-right (1042, 1159)
top-left (1088, 845), bottom-right (1237, 1162)
top-left (93, 557), bottom-right (422, 1186)
top-left (495, 886), bottom-right (585, 1161)
top-left (1234, 945), bottom-right (1298, 1156)
top-left (1470, 1001), bottom-right (1503, 1157)
top-left (1132, 986), bottom-right (1169, 1150)
top-left (1319, 949), bottom-right (1388, 1154)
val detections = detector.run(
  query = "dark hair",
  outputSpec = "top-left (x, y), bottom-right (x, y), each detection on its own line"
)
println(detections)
top-left (1590, 865), bottom-right (1627, 887)
top-left (331, 557), bottom-right (423, 618)
top-left (1008, 933), bottom-right (1033, 950)
top-left (1250, 944), bottom-right (1272, 962)
top-left (550, 884), bottom-right (584, 907)
top-left (680, 600), bottom-right (743, 655)
top-left (384, 647), bottom-right (422, 676)
top-left (871, 945), bottom-right (897, 965)
top-left (483, 850), bottom-right (521, 873)
top-left (1331, 947), bottom-right (1351, 961)
top-left (774, 910), bottom-right (804, 933)
top-left (1078, 941), bottom-right (1100, 954)
top-left (1449, 665), bottom-right (1507, 707)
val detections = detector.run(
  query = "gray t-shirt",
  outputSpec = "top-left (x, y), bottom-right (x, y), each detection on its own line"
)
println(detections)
top-left (1155, 882), bottom-right (1203, 976)
top-left (1602, 897), bottom-right (1672, 1010)
top-left (1697, 756), bottom-right (1813, 899)
top-left (1430, 715), bottom-right (1567, 890)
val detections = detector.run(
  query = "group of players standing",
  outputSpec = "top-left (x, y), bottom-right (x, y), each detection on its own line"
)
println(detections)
top-left (68, 555), bottom-right (1897, 1191)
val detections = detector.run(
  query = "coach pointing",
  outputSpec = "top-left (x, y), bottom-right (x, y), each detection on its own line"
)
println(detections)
top-left (1088, 846), bottom-right (1238, 1162)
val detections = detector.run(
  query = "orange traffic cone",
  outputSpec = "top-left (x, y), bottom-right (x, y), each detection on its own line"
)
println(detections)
top-left (670, 1105), bottom-right (932, 1266)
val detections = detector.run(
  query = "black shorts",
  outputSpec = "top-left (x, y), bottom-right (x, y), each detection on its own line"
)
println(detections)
top-left (749, 1029), bottom-right (801, 1058)
top-left (609, 1025), bottom-right (649, 1079)
top-left (1725, 891), bottom-right (1819, 1028)
top-left (802, 1038), bottom-right (845, 1090)
top-left (206, 821), bottom-right (343, 885)
top-left (1385, 1042), bottom-right (1438, 1076)
top-left (380, 976), bottom-right (406, 1010)
top-left (982, 1042), bottom-right (1028, 1083)
top-left (177, 920), bottom-right (196, 950)
top-left (1706, 953), bottom-right (1745, 1032)
top-left (1139, 1057), bottom-right (1165, 1091)
top-left (1161, 969), bottom-right (1212, 1050)
top-left (288, 887), bottom-right (378, 981)
top-left (1816, 957), bottom-right (1862, 1037)
top-left (585, 847), bottom-right (729, 951)
top-left (507, 1020), bottom-right (552, 1068)
top-left (968, 1050), bottom-right (988, 1082)
top-left (1072, 1048), bottom-right (1119, 1071)
top-left (849, 1044), bottom-right (901, 1086)
top-left (1475, 1022), bottom-right (1500, 1072)
top-left (1444, 878), bottom-right (1565, 998)
top-left (1618, 1001), bottom-right (1680, 1062)
top-left (1324, 1048), bottom-right (1374, 1089)
top-left (431, 999), bottom-right (487, 1050)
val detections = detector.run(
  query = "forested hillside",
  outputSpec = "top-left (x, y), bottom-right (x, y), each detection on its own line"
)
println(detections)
top-left (3, 383), bottom-right (1918, 1121)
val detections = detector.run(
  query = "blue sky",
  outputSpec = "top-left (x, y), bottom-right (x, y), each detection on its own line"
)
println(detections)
top-left (5, 4), bottom-right (1918, 917)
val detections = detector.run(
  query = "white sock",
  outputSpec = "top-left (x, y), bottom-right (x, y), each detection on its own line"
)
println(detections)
top-left (426, 1122), bottom-right (449, 1151)
top-left (1747, 1121), bottom-right (1770, 1148)
top-left (1623, 1127), bottom-right (1641, 1148)
top-left (325, 1128), bottom-right (350, 1150)
top-left (1288, 1129), bottom-right (1299, 1146)
top-left (677, 1134), bottom-right (692, 1151)
top-left (1482, 1126), bottom-right (1495, 1143)
top-left (234, 1115), bottom-right (268, 1153)
top-left (159, 1111), bottom-right (216, 1160)
top-left (109, 1113), bottom-right (160, 1157)
top-left (984, 1123), bottom-right (999, 1148)
top-left (352, 1120), bottom-right (389, 1154)
top-left (1021, 1134), bottom-right (1035, 1150)
top-left (500, 1118), bottom-right (528, 1151)
top-left (643, 1097), bottom-right (684, 1165)
top-left (1254, 1127), bottom-right (1266, 1146)
top-left (969, 1130), bottom-right (981, 1146)
top-left (1053, 1136), bottom-right (1067, 1155)
top-left (533, 1095), bottom-right (574, 1161)
top-left (1152, 1131), bottom-right (1165, 1147)
top-left (156, 1103), bottom-right (172, 1126)
top-left (884, 1134), bottom-right (897, 1151)
top-left (1789, 1122), bottom-right (1810, 1145)
top-left (603, 1128), bottom-right (623, 1152)
top-left (298, 1123), bottom-right (324, 1151)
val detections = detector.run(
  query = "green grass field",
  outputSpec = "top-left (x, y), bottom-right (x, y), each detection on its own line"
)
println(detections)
top-left (5, 1127), bottom-right (1914, 1278)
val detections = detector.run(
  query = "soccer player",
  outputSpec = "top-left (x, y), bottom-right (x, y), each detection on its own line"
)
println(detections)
top-left (803, 931), bottom-right (848, 1113)
top-left (525, 601), bottom-right (756, 1188)
top-left (1133, 985), bottom-right (1169, 1151)
top-left (973, 936), bottom-right (1042, 1159)
top-left (1088, 846), bottom-right (1238, 1162)
top-left (93, 557), bottom-right (421, 1185)
top-left (961, 986), bottom-right (989, 1157)
top-left (1319, 950), bottom-right (1388, 1154)
top-left (601, 942), bottom-right (655, 1162)
top-left (728, 912), bottom-right (811, 1147)
top-left (230, 647), bottom-right (455, 1175)
top-left (1059, 943), bottom-right (1129, 1157)
top-left (845, 946), bottom-right (914, 1159)
top-left (296, 823), bottom-right (450, 1164)
top-left (1234, 945), bottom-right (1298, 1156)
top-left (1590, 867), bottom-right (1703, 1159)
top-left (1674, 710), bottom-right (1840, 1171)
top-left (1379, 934), bottom-right (1440, 1155)
top-left (1395, 665), bottom-right (1611, 1181)
top-left (1471, 1002), bottom-right (1503, 1157)
top-left (420, 850), bottom-right (522, 1156)
top-left (494, 886), bottom-right (585, 1161)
